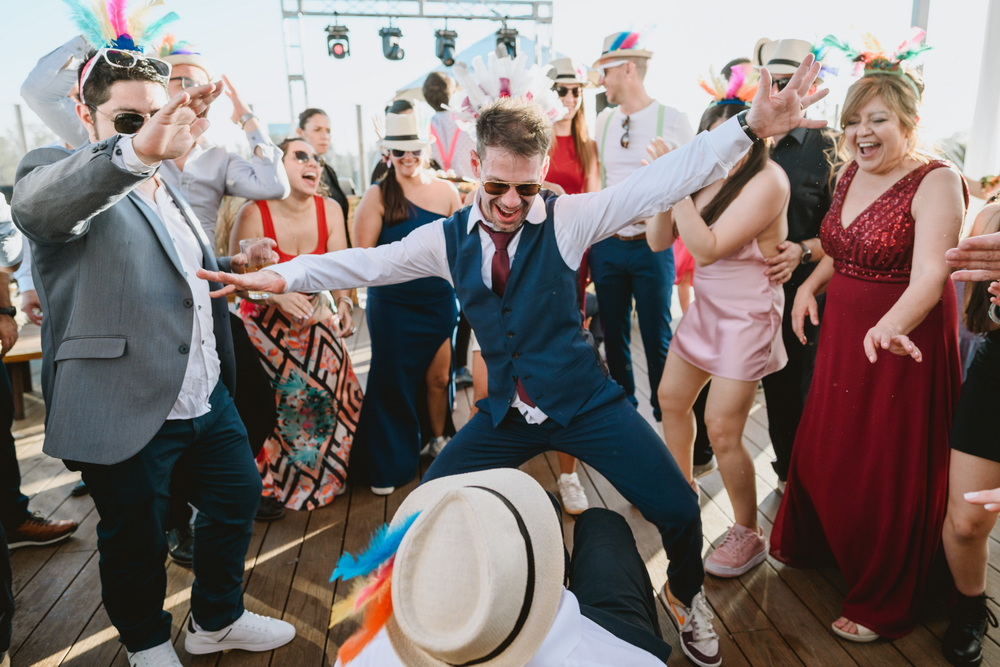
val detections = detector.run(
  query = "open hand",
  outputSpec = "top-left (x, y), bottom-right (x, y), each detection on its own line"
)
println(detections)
top-left (790, 287), bottom-right (819, 344)
top-left (641, 137), bottom-right (675, 166)
top-left (223, 74), bottom-right (252, 125)
top-left (744, 55), bottom-right (829, 139)
top-left (197, 267), bottom-right (287, 299)
top-left (947, 231), bottom-right (1000, 282)
top-left (132, 82), bottom-right (224, 164)
top-left (863, 324), bottom-right (922, 363)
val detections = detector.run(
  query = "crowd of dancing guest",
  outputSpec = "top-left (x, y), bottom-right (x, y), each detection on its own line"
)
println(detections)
top-left (8, 2), bottom-right (1000, 665)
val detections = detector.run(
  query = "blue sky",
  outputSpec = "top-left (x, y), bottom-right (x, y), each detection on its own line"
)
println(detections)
top-left (0, 0), bottom-right (992, 181)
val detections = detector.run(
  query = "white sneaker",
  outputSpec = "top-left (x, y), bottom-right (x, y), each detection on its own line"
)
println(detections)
top-left (370, 485), bottom-right (395, 496)
top-left (558, 472), bottom-right (589, 515)
top-left (693, 456), bottom-right (717, 479)
top-left (661, 586), bottom-right (721, 667)
top-left (184, 610), bottom-right (296, 655)
top-left (126, 640), bottom-right (182, 666)
top-left (421, 435), bottom-right (450, 458)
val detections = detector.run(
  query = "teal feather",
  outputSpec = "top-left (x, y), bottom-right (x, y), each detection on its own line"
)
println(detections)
top-left (821, 34), bottom-right (859, 61)
top-left (331, 512), bottom-right (421, 582)
top-left (141, 11), bottom-right (180, 44)
top-left (893, 44), bottom-right (932, 63)
top-left (63, 0), bottom-right (111, 49)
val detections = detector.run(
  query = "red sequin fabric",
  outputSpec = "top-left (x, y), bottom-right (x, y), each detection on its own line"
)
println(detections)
top-left (820, 160), bottom-right (949, 283)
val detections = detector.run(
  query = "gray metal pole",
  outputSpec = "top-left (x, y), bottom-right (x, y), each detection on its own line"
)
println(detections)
top-left (911, 0), bottom-right (930, 29)
top-left (13, 105), bottom-right (27, 155)
top-left (356, 104), bottom-right (368, 195)
top-left (965, 0), bottom-right (1000, 177)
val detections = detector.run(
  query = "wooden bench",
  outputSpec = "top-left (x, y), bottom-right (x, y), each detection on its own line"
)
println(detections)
top-left (4, 323), bottom-right (41, 419)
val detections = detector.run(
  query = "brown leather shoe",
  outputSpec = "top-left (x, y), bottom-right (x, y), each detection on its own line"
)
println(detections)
top-left (6, 512), bottom-right (78, 549)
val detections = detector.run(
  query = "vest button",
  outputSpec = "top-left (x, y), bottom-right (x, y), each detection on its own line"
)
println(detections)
top-left (183, 298), bottom-right (194, 308)
top-left (502, 307), bottom-right (512, 315)
top-left (512, 352), bottom-right (520, 359)
top-left (506, 331), bottom-right (515, 338)
top-left (179, 344), bottom-right (190, 354)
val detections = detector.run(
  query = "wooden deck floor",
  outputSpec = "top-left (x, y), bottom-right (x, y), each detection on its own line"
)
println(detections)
top-left (7, 309), bottom-right (1000, 666)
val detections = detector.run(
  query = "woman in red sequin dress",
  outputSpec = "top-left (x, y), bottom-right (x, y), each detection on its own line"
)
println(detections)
top-left (770, 70), bottom-right (967, 640)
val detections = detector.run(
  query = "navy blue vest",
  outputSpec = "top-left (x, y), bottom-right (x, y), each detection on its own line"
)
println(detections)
top-left (443, 193), bottom-right (624, 427)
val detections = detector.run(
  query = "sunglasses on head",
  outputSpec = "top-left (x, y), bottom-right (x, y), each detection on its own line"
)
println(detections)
top-left (292, 150), bottom-right (324, 167)
top-left (78, 48), bottom-right (171, 106)
top-left (482, 181), bottom-right (543, 197)
top-left (90, 107), bottom-right (153, 134)
top-left (620, 115), bottom-right (631, 148)
top-left (554, 85), bottom-right (582, 98)
top-left (390, 149), bottom-right (421, 158)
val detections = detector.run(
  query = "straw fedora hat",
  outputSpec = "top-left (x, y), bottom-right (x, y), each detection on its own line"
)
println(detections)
top-left (384, 468), bottom-right (565, 667)
top-left (161, 53), bottom-right (212, 81)
top-left (548, 57), bottom-right (592, 86)
top-left (378, 112), bottom-right (429, 152)
top-left (593, 31), bottom-right (653, 67)
top-left (752, 38), bottom-right (815, 76)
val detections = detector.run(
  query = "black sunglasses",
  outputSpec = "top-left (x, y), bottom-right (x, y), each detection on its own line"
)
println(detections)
top-left (482, 181), bottom-right (543, 197)
top-left (773, 78), bottom-right (792, 92)
top-left (620, 116), bottom-right (631, 148)
top-left (390, 149), bottom-right (421, 158)
top-left (91, 107), bottom-right (152, 134)
top-left (292, 150), bottom-right (324, 167)
top-left (554, 85), bottom-right (582, 98)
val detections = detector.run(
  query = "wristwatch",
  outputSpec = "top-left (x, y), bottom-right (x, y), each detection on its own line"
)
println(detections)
top-left (0, 307), bottom-right (17, 317)
top-left (798, 241), bottom-right (813, 265)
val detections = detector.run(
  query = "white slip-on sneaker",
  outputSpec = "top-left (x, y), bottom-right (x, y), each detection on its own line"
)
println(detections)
top-left (184, 610), bottom-right (296, 655)
top-left (557, 472), bottom-right (589, 515)
top-left (126, 640), bottom-right (182, 666)
top-left (661, 585), bottom-right (722, 667)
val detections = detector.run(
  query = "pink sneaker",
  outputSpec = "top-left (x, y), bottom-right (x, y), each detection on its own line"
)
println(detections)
top-left (705, 523), bottom-right (767, 578)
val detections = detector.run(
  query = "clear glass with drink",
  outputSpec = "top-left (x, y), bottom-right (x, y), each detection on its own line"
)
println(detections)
top-left (239, 237), bottom-right (274, 300)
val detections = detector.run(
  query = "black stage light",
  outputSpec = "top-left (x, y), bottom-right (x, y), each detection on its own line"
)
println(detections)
top-left (496, 24), bottom-right (518, 58)
top-left (435, 28), bottom-right (457, 67)
top-left (379, 26), bottom-right (405, 61)
top-left (326, 24), bottom-right (350, 59)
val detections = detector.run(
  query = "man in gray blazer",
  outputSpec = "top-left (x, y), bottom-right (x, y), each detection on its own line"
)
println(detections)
top-left (11, 51), bottom-right (294, 666)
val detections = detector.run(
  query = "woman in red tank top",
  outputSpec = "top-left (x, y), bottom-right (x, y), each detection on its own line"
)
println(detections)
top-left (230, 139), bottom-right (363, 514)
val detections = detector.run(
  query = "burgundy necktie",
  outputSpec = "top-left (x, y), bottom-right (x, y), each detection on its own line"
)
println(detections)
top-left (479, 222), bottom-right (536, 408)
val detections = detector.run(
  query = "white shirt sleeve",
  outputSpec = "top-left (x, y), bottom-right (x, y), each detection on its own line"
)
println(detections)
top-left (272, 219), bottom-right (452, 293)
top-left (553, 116), bottom-right (752, 269)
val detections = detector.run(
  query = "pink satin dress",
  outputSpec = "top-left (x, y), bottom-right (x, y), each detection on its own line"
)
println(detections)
top-left (669, 234), bottom-right (787, 382)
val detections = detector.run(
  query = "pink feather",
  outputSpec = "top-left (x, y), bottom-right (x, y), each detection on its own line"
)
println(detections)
top-left (893, 28), bottom-right (926, 56)
top-left (725, 65), bottom-right (746, 100)
top-left (107, 0), bottom-right (129, 37)
top-left (353, 560), bottom-right (393, 612)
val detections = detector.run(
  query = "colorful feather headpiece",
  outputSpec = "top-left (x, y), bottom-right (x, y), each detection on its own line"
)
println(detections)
top-left (63, 0), bottom-right (179, 53)
top-left (328, 512), bottom-right (420, 665)
top-left (822, 28), bottom-right (930, 97)
top-left (447, 51), bottom-right (568, 137)
top-left (157, 34), bottom-right (198, 57)
top-left (698, 63), bottom-right (758, 107)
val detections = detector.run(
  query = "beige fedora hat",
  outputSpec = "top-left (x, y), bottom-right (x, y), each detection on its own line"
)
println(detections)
top-left (752, 38), bottom-right (815, 76)
top-left (593, 31), bottom-right (653, 67)
top-left (377, 112), bottom-right (429, 152)
top-left (385, 468), bottom-right (565, 667)
top-left (161, 53), bottom-right (213, 81)
top-left (548, 57), bottom-right (592, 86)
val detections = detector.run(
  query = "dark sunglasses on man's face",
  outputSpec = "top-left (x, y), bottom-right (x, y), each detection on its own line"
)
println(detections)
top-left (482, 181), bottom-right (543, 197)
top-left (554, 86), bottom-right (582, 98)
top-left (773, 78), bottom-right (792, 92)
top-left (292, 150), bottom-right (324, 168)
top-left (91, 107), bottom-right (152, 134)
top-left (390, 149), bottom-right (421, 158)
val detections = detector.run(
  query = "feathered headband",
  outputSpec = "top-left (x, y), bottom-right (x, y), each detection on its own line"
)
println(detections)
top-left (822, 28), bottom-right (930, 98)
top-left (447, 52), bottom-right (568, 136)
top-left (156, 34), bottom-right (197, 57)
top-left (698, 63), bottom-right (758, 107)
top-left (64, 0), bottom-right (179, 53)
top-left (328, 513), bottom-right (421, 665)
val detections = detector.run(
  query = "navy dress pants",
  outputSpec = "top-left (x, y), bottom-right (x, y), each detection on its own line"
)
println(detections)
top-left (0, 364), bottom-right (28, 533)
top-left (65, 382), bottom-right (261, 652)
top-left (425, 396), bottom-right (704, 606)
top-left (0, 522), bottom-right (11, 655)
top-left (589, 237), bottom-right (675, 421)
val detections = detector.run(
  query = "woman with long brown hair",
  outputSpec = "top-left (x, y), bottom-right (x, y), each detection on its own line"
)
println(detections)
top-left (650, 74), bottom-right (789, 580)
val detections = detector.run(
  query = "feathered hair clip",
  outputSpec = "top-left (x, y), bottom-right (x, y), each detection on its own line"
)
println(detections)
top-left (328, 512), bottom-right (421, 665)
top-left (698, 63), bottom-right (758, 107)
top-left (822, 28), bottom-right (930, 96)
top-left (447, 51), bottom-right (567, 136)
top-left (157, 33), bottom-right (198, 57)
top-left (63, 0), bottom-right (179, 53)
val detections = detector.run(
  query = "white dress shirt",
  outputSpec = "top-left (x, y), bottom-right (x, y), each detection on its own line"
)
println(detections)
top-left (596, 100), bottom-right (694, 237)
top-left (273, 117), bottom-right (751, 419)
top-left (116, 137), bottom-right (221, 419)
top-left (334, 589), bottom-right (665, 667)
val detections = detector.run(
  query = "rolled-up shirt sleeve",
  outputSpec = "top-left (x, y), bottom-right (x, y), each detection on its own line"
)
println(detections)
top-left (272, 219), bottom-right (451, 293)
top-left (20, 36), bottom-right (91, 150)
top-left (0, 195), bottom-right (24, 269)
top-left (223, 128), bottom-right (291, 201)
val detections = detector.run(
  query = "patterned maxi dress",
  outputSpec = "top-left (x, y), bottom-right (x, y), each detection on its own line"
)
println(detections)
top-left (238, 196), bottom-right (364, 510)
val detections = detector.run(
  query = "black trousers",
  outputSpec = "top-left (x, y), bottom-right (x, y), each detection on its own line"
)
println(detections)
top-left (0, 522), bottom-right (12, 654)
top-left (570, 508), bottom-right (671, 663)
top-left (0, 364), bottom-right (28, 532)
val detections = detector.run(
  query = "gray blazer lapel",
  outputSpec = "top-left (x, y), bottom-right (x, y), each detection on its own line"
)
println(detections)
top-left (127, 190), bottom-right (186, 276)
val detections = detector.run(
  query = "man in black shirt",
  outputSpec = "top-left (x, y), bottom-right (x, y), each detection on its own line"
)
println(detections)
top-left (755, 38), bottom-right (837, 484)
